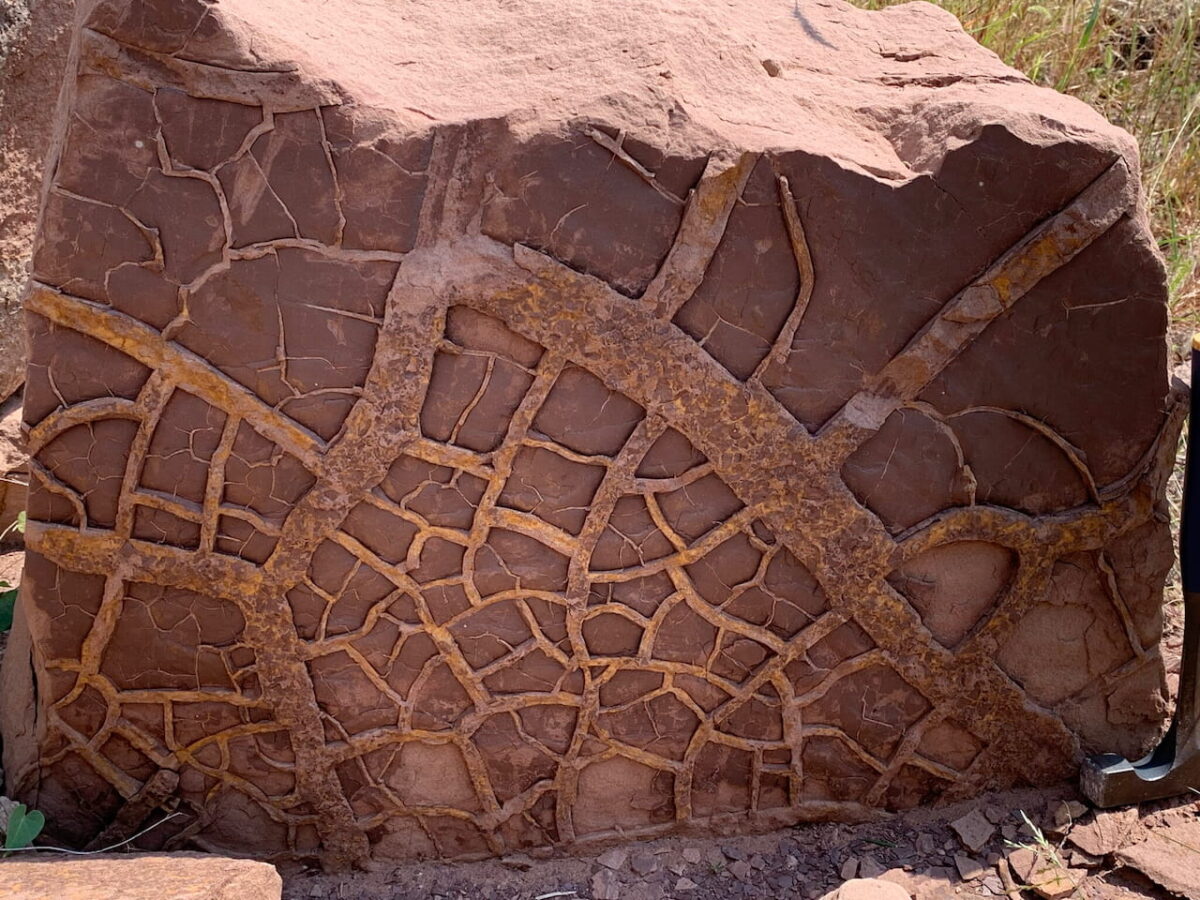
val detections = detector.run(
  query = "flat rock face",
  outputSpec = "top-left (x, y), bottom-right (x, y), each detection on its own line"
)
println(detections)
top-left (2, 0), bottom-right (1181, 869)
top-left (2, 853), bottom-right (281, 900)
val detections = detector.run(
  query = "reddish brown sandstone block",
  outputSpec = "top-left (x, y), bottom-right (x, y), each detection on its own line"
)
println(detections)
top-left (1, 0), bottom-right (1182, 869)
top-left (2, 853), bottom-right (281, 900)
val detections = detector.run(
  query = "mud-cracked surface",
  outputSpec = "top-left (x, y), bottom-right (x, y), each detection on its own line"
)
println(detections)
top-left (1, 0), bottom-right (1184, 870)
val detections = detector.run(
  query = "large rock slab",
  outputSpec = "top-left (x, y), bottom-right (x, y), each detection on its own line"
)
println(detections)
top-left (1, 852), bottom-right (281, 899)
top-left (2, 0), bottom-right (1181, 870)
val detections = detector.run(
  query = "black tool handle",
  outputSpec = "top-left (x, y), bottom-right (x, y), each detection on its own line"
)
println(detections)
top-left (1182, 337), bottom-right (1200, 592)
top-left (1176, 335), bottom-right (1200, 744)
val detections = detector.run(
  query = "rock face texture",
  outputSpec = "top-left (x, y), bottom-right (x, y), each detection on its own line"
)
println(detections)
top-left (0, 0), bottom-right (76, 402)
top-left (2, 0), bottom-right (1183, 869)
top-left (2, 852), bottom-right (282, 900)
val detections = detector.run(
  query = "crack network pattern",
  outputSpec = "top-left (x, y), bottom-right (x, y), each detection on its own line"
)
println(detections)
top-left (9, 19), bottom-right (1182, 869)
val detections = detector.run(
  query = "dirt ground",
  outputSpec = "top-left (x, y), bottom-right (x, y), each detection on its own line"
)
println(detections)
top-left (278, 785), bottom-right (1200, 899)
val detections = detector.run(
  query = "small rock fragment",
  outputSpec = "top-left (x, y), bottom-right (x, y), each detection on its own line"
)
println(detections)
top-left (786, 855), bottom-right (799, 870)
top-left (750, 854), bottom-right (767, 871)
top-left (729, 860), bottom-right (752, 882)
top-left (953, 855), bottom-right (986, 881)
top-left (500, 853), bottom-right (533, 871)
top-left (623, 884), bottom-right (664, 900)
top-left (668, 859), bottom-right (686, 876)
top-left (840, 858), bottom-right (860, 880)
top-left (879, 867), bottom-right (925, 897)
top-left (819, 878), bottom-right (912, 900)
top-left (675, 878), bottom-right (698, 892)
top-left (1048, 800), bottom-right (1088, 833)
top-left (1006, 847), bottom-right (1084, 900)
top-left (915, 867), bottom-right (961, 900)
top-left (724, 845), bottom-right (746, 861)
top-left (630, 852), bottom-right (659, 876)
top-left (1067, 806), bottom-right (1141, 857)
top-left (597, 848), bottom-right (628, 871)
top-left (592, 868), bottom-right (621, 900)
top-left (859, 856), bottom-right (887, 879)
top-left (761, 58), bottom-right (783, 77)
top-left (951, 809), bottom-right (996, 853)
top-left (682, 848), bottom-right (702, 865)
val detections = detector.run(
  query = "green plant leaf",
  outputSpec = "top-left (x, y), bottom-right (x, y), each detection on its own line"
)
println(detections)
top-left (0, 511), bottom-right (24, 541)
top-left (0, 587), bottom-right (17, 632)
top-left (5, 804), bottom-right (45, 850)
top-left (1078, 0), bottom-right (1103, 50)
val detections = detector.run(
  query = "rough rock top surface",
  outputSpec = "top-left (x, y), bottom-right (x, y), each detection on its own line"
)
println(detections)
top-left (87, 0), bottom-right (1133, 170)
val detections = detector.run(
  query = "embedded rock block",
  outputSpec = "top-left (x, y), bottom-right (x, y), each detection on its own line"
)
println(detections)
top-left (3, 853), bottom-right (282, 900)
top-left (4, 0), bottom-right (1182, 869)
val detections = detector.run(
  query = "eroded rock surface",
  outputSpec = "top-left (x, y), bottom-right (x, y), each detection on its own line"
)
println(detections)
top-left (2, 0), bottom-right (1182, 869)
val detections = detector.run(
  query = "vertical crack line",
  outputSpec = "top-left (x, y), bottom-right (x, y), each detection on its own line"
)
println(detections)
top-left (1096, 549), bottom-right (1148, 659)
top-left (751, 174), bottom-right (816, 385)
top-left (314, 106), bottom-right (347, 246)
top-left (215, 268), bottom-right (448, 867)
top-left (201, 413), bottom-right (241, 552)
top-left (642, 151), bottom-right (758, 320)
top-left (114, 372), bottom-right (176, 540)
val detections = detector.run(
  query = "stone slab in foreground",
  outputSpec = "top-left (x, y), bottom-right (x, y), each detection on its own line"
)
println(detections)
top-left (2, 0), bottom-right (1181, 870)
top-left (0, 853), bottom-right (281, 900)
top-left (1115, 821), bottom-right (1200, 900)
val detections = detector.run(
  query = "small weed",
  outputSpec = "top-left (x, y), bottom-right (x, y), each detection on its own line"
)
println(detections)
top-left (1005, 810), bottom-right (1062, 861)
top-left (0, 511), bottom-right (25, 632)
top-left (1003, 811), bottom-right (1086, 900)
top-left (2, 804), bottom-right (45, 851)
top-left (862, 836), bottom-right (898, 848)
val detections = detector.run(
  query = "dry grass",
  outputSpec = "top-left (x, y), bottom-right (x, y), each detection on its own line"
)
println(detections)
top-left (853, 0), bottom-right (1200, 321)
